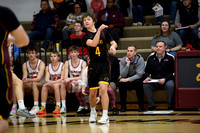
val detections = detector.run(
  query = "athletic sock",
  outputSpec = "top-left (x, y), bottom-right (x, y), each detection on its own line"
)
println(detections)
top-left (56, 102), bottom-right (61, 107)
top-left (90, 107), bottom-right (96, 113)
top-left (62, 100), bottom-right (66, 108)
top-left (102, 110), bottom-right (108, 117)
top-left (12, 104), bottom-right (17, 108)
top-left (41, 102), bottom-right (46, 108)
top-left (34, 101), bottom-right (39, 106)
top-left (18, 100), bottom-right (26, 109)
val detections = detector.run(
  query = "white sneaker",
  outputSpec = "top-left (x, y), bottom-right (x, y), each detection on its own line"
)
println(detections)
top-left (89, 111), bottom-right (97, 123)
top-left (29, 105), bottom-right (39, 115)
top-left (10, 106), bottom-right (17, 115)
top-left (60, 107), bottom-right (67, 114)
top-left (97, 116), bottom-right (109, 124)
top-left (132, 23), bottom-right (138, 26)
top-left (137, 22), bottom-right (142, 26)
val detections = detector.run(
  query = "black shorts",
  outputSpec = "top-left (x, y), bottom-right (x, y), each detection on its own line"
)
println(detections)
top-left (88, 61), bottom-right (111, 89)
top-left (0, 66), bottom-right (13, 120)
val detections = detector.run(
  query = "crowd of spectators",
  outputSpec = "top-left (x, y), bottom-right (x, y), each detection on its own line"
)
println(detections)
top-left (10, 0), bottom-right (200, 115)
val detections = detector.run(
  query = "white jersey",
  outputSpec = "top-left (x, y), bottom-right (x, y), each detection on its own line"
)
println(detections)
top-left (68, 59), bottom-right (83, 78)
top-left (26, 59), bottom-right (42, 78)
top-left (48, 62), bottom-right (63, 81)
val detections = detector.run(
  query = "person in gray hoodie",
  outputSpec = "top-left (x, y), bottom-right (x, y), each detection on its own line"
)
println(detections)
top-left (118, 45), bottom-right (145, 112)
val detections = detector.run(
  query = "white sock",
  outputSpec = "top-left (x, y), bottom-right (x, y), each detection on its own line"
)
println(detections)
top-left (41, 102), bottom-right (46, 108)
top-left (62, 100), bottom-right (66, 108)
top-left (18, 100), bottom-right (26, 109)
top-left (56, 102), bottom-right (61, 107)
top-left (12, 104), bottom-right (17, 108)
top-left (90, 107), bottom-right (96, 113)
top-left (34, 101), bottom-right (39, 106)
top-left (102, 110), bottom-right (108, 117)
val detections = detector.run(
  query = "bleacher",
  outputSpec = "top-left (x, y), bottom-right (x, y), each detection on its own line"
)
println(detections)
top-left (20, 15), bottom-right (174, 111)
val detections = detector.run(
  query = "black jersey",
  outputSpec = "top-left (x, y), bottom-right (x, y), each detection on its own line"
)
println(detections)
top-left (0, 6), bottom-right (20, 66)
top-left (82, 29), bottom-right (114, 62)
top-left (0, 6), bottom-right (20, 119)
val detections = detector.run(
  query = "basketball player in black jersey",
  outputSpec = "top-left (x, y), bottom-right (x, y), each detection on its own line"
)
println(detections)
top-left (82, 13), bottom-right (117, 124)
top-left (0, 5), bottom-right (29, 132)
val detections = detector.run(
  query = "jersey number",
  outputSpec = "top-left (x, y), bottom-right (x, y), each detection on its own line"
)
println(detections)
top-left (95, 46), bottom-right (101, 56)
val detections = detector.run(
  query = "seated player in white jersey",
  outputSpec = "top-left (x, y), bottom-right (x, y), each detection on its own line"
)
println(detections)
top-left (22, 47), bottom-right (45, 115)
top-left (7, 41), bottom-right (35, 118)
top-left (60, 45), bottom-right (87, 114)
top-left (37, 51), bottom-right (64, 114)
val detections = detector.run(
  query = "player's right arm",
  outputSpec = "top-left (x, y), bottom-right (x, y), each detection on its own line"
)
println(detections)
top-left (22, 62), bottom-right (28, 80)
top-left (9, 25), bottom-right (29, 48)
top-left (86, 24), bottom-right (108, 47)
top-left (45, 65), bottom-right (51, 83)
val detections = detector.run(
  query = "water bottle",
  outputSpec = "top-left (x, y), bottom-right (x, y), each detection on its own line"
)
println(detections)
top-left (56, 42), bottom-right (59, 52)
top-left (104, 11), bottom-right (108, 21)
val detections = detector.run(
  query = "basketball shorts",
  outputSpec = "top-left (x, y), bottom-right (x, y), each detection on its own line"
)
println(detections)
top-left (0, 66), bottom-right (13, 119)
top-left (88, 61), bottom-right (111, 90)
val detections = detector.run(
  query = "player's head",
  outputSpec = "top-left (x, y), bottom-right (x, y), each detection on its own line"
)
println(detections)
top-left (82, 13), bottom-right (97, 28)
top-left (74, 21), bottom-right (83, 32)
top-left (27, 47), bottom-right (37, 60)
top-left (50, 51), bottom-right (60, 63)
top-left (69, 45), bottom-right (79, 58)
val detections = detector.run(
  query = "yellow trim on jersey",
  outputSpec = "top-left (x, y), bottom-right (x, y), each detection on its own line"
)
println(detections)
top-left (0, 115), bottom-right (3, 120)
top-left (5, 64), bottom-right (12, 104)
top-left (1, 32), bottom-right (7, 65)
top-left (98, 81), bottom-right (109, 85)
top-left (90, 87), bottom-right (99, 90)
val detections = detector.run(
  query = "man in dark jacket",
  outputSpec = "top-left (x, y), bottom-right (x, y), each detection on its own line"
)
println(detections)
top-left (29, 0), bottom-right (60, 50)
top-left (97, 0), bottom-right (125, 44)
top-left (143, 41), bottom-right (175, 110)
top-left (175, 0), bottom-right (199, 46)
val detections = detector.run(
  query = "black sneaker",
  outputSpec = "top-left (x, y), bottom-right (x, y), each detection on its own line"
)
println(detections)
top-left (168, 105), bottom-right (174, 110)
top-left (77, 108), bottom-right (89, 114)
top-left (120, 106), bottom-right (127, 112)
top-left (112, 107), bottom-right (119, 115)
top-left (148, 105), bottom-right (156, 111)
top-left (16, 109), bottom-right (35, 118)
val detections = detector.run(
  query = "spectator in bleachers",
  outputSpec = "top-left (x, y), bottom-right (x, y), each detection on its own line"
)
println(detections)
top-left (151, 20), bottom-right (182, 56)
top-left (28, 0), bottom-right (60, 51)
top-left (175, 0), bottom-right (199, 47)
top-left (60, 45), bottom-right (87, 114)
top-left (191, 26), bottom-right (200, 50)
top-left (143, 41), bottom-right (174, 111)
top-left (97, 0), bottom-right (125, 44)
top-left (132, 0), bottom-right (144, 26)
top-left (152, 0), bottom-right (179, 24)
top-left (118, 45), bottom-right (145, 112)
top-left (118, 0), bottom-right (130, 16)
top-left (75, 0), bottom-right (88, 12)
top-left (62, 2), bottom-right (85, 48)
top-left (90, 0), bottom-right (104, 16)
top-left (22, 47), bottom-right (45, 115)
top-left (68, 21), bottom-right (88, 60)
top-left (53, 0), bottom-right (74, 20)
top-left (37, 51), bottom-right (64, 114)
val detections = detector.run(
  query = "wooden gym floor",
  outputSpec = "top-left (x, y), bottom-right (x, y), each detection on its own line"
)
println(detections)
top-left (5, 110), bottom-right (200, 133)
